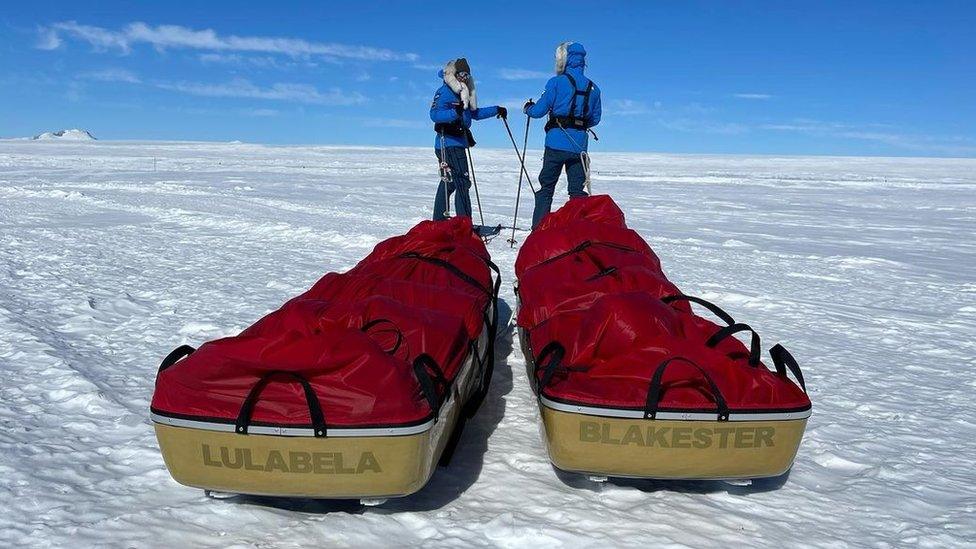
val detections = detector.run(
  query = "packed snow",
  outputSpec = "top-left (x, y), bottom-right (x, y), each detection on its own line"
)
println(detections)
top-left (31, 129), bottom-right (97, 141)
top-left (1, 139), bottom-right (974, 547)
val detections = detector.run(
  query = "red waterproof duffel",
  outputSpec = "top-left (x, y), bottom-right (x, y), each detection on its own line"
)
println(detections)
top-left (516, 196), bottom-right (810, 480)
top-left (151, 217), bottom-right (499, 502)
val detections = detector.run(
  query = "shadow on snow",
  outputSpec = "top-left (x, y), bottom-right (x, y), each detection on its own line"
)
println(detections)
top-left (550, 465), bottom-right (793, 495)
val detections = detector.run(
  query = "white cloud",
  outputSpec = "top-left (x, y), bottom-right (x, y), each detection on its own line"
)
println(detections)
top-left (760, 118), bottom-right (976, 156)
top-left (241, 108), bottom-right (279, 117)
top-left (606, 99), bottom-right (749, 134)
top-left (156, 79), bottom-right (366, 106)
top-left (609, 99), bottom-right (655, 115)
top-left (412, 63), bottom-right (443, 71)
top-left (79, 68), bottom-right (141, 84)
top-left (661, 118), bottom-right (750, 135)
top-left (40, 21), bottom-right (418, 62)
top-left (36, 27), bottom-right (62, 50)
top-left (362, 118), bottom-right (426, 129)
top-left (733, 93), bottom-right (773, 100)
top-left (497, 68), bottom-right (551, 81)
top-left (49, 21), bottom-right (132, 52)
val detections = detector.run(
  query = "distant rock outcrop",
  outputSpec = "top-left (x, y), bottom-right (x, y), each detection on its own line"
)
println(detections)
top-left (32, 129), bottom-right (97, 141)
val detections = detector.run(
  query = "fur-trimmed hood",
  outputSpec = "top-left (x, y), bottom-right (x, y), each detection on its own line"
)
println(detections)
top-left (555, 42), bottom-right (586, 74)
top-left (439, 58), bottom-right (477, 110)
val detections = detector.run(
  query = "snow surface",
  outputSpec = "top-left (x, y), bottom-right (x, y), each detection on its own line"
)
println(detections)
top-left (1, 140), bottom-right (974, 547)
top-left (31, 129), bottom-right (97, 141)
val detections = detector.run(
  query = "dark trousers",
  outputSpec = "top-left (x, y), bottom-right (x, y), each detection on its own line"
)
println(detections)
top-left (532, 147), bottom-right (588, 228)
top-left (433, 146), bottom-right (472, 221)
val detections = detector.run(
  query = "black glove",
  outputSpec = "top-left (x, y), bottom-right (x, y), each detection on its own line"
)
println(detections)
top-left (523, 100), bottom-right (535, 114)
top-left (496, 106), bottom-right (508, 119)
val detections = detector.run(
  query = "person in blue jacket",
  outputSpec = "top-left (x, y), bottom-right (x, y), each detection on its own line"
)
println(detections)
top-left (523, 42), bottom-right (602, 229)
top-left (430, 57), bottom-right (507, 221)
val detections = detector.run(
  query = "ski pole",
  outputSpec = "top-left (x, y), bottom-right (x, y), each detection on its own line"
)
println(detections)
top-left (503, 115), bottom-right (533, 247)
top-left (502, 115), bottom-right (536, 193)
top-left (462, 138), bottom-right (486, 227)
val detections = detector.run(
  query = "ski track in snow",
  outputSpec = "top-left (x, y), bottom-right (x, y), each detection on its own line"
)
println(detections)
top-left (1, 140), bottom-right (975, 548)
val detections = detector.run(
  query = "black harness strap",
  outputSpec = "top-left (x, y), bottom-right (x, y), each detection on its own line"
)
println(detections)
top-left (434, 88), bottom-right (476, 145)
top-left (545, 73), bottom-right (595, 132)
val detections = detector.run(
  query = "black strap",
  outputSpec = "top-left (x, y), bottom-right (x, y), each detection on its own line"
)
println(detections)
top-left (235, 371), bottom-right (327, 437)
top-left (157, 345), bottom-right (195, 375)
top-left (770, 344), bottom-right (807, 393)
top-left (435, 123), bottom-right (475, 146)
top-left (644, 357), bottom-right (729, 421)
top-left (434, 121), bottom-right (464, 137)
top-left (361, 318), bottom-right (405, 356)
top-left (434, 89), bottom-right (476, 145)
top-left (563, 73), bottom-right (593, 119)
top-left (582, 81), bottom-right (594, 117)
top-left (564, 73), bottom-right (580, 118)
top-left (706, 323), bottom-right (762, 367)
top-left (534, 341), bottom-right (566, 393)
top-left (544, 73), bottom-right (595, 132)
top-left (398, 252), bottom-right (491, 295)
top-left (585, 266), bottom-right (618, 281)
top-left (537, 240), bottom-right (638, 268)
top-left (661, 294), bottom-right (736, 326)
top-left (487, 258), bottom-right (502, 307)
top-left (412, 354), bottom-right (448, 416)
top-left (461, 261), bottom-right (502, 419)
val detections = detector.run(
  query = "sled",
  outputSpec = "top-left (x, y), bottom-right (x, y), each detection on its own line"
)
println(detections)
top-left (519, 328), bottom-right (809, 480)
top-left (515, 196), bottom-right (811, 481)
top-left (151, 217), bottom-right (500, 501)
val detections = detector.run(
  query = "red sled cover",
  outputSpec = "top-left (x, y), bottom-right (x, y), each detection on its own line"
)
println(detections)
top-left (516, 196), bottom-right (810, 417)
top-left (151, 216), bottom-right (498, 432)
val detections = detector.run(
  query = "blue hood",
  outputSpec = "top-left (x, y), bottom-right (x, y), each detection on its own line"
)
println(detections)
top-left (566, 42), bottom-right (586, 70)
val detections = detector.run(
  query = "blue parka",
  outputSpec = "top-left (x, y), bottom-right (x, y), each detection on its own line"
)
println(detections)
top-left (525, 43), bottom-right (602, 153)
top-left (430, 74), bottom-right (500, 148)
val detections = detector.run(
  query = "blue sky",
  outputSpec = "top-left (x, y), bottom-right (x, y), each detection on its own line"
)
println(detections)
top-left (2, 1), bottom-right (974, 156)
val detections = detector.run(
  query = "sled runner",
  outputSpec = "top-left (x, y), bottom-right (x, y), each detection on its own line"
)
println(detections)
top-left (516, 196), bottom-right (810, 480)
top-left (151, 217), bottom-right (500, 502)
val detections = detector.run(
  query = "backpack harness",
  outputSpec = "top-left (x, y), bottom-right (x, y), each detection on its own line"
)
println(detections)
top-left (545, 73), bottom-right (595, 133)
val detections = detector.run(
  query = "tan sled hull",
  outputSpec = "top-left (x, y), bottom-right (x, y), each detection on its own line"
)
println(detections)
top-left (540, 405), bottom-right (807, 480)
top-left (154, 419), bottom-right (450, 499)
top-left (154, 318), bottom-right (492, 499)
